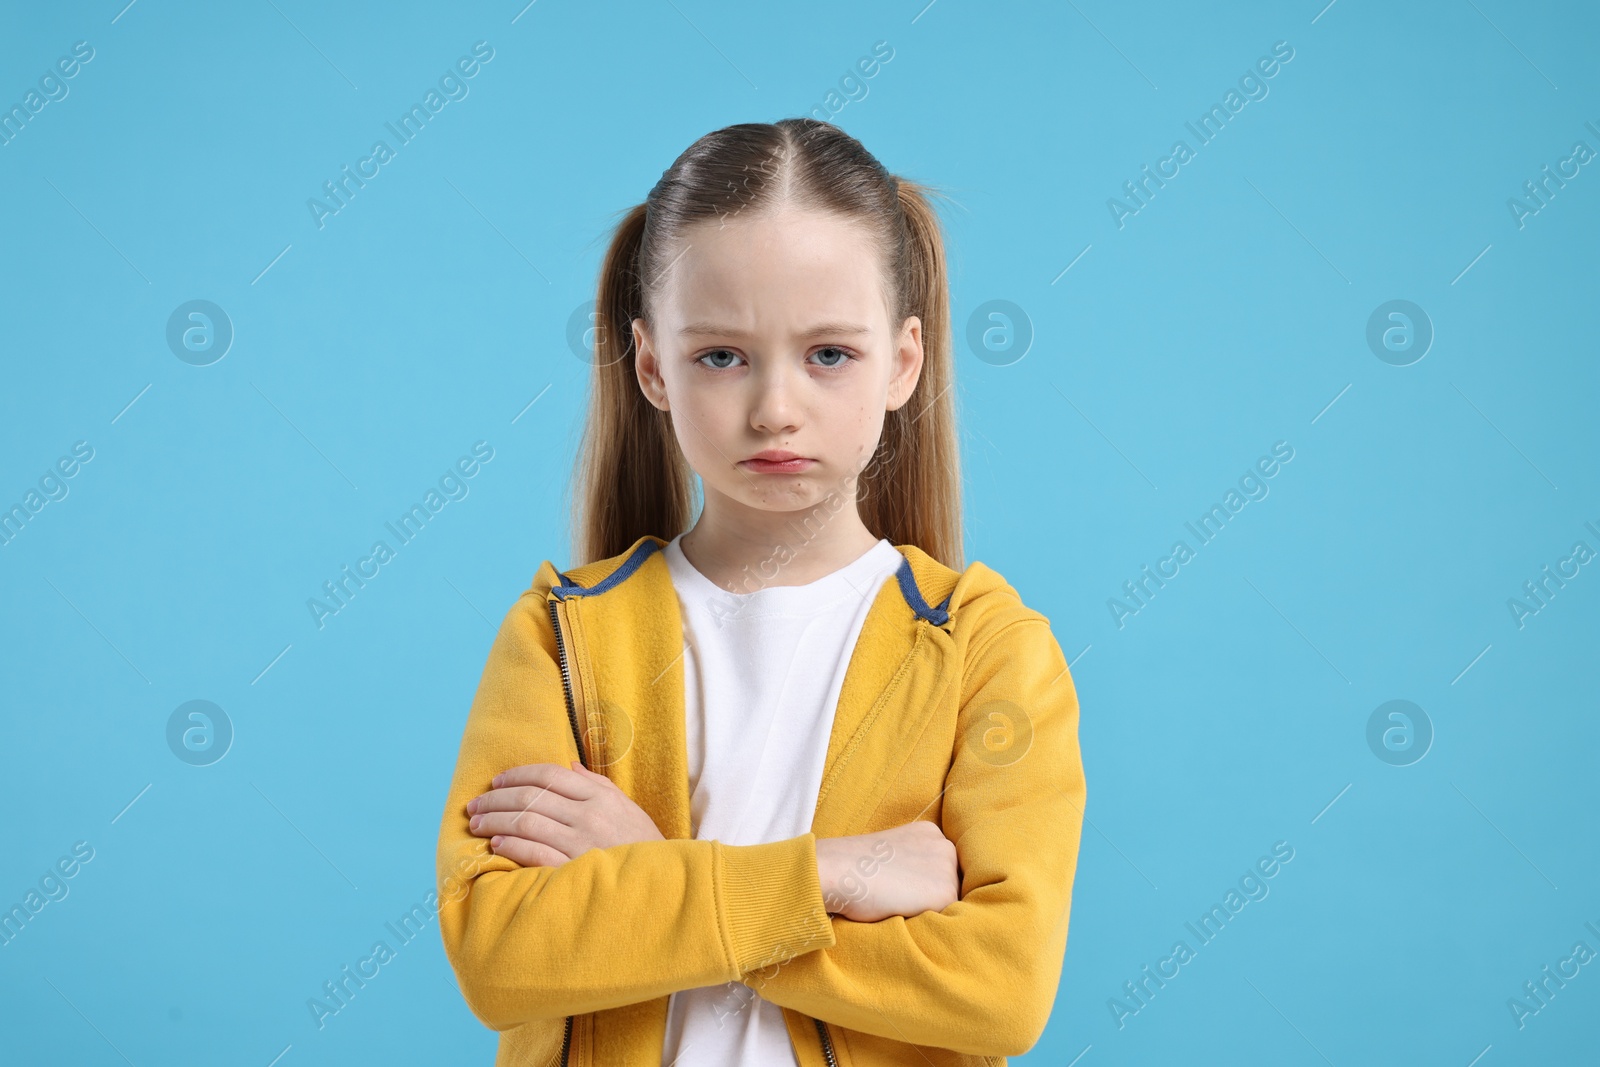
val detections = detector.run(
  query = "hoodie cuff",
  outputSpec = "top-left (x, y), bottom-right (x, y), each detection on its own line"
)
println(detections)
top-left (717, 832), bottom-right (838, 975)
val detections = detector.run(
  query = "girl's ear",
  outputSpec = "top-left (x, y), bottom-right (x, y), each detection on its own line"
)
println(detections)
top-left (887, 314), bottom-right (925, 412)
top-left (633, 317), bottom-right (670, 411)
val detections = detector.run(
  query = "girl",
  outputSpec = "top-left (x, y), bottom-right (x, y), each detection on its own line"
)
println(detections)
top-left (436, 118), bottom-right (1086, 1066)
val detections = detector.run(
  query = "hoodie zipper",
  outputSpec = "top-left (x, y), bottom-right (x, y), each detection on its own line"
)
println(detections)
top-left (548, 596), bottom-right (588, 769)
top-left (814, 1017), bottom-right (838, 1067)
top-left (548, 595), bottom-right (584, 1067)
top-left (550, 587), bottom-right (833, 1067)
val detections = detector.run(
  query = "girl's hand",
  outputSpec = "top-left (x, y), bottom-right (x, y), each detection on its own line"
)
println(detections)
top-left (466, 761), bottom-right (665, 867)
top-left (816, 820), bottom-right (959, 923)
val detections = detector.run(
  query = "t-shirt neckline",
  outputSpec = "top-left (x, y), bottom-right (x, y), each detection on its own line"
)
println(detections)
top-left (664, 533), bottom-right (902, 614)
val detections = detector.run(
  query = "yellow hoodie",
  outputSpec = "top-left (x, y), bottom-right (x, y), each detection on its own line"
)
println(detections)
top-left (436, 534), bottom-right (1086, 1065)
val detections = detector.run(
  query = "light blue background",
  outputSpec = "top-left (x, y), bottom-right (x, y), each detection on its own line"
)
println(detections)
top-left (2, 1), bottom-right (1596, 1063)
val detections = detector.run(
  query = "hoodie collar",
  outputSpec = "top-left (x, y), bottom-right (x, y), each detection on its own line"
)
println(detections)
top-left (550, 535), bottom-right (954, 627)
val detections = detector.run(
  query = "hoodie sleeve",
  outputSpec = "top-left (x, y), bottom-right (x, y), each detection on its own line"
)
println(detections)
top-left (435, 576), bottom-right (837, 1030)
top-left (745, 593), bottom-right (1088, 1058)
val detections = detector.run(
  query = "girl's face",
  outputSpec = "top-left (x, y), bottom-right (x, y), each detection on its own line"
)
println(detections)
top-left (633, 206), bottom-right (924, 519)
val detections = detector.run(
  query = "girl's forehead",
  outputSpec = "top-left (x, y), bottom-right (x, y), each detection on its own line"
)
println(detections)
top-left (655, 215), bottom-right (892, 332)
top-left (656, 281), bottom-right (892, 342)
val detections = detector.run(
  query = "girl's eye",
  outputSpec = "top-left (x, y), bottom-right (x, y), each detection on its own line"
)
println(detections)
top-left (697, 349), bottom-right (742, 370)
top-left (809, 346), bottom-right (856, 370)
top-left (695, 347), bottom-right (858, 371)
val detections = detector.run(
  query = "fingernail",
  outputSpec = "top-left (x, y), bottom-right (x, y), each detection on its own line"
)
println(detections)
top-left (470, 816), bottom-right (480, 831)
top-left (467, 798), bottom-right (478, 814)
top-left (491, 775), bottom-right (501, 788)
top-left (490, 836), bottom-right (502, 848)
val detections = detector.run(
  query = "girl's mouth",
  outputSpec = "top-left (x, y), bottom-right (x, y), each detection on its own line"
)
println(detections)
top-left (740, 457), bottom-right (816, 473)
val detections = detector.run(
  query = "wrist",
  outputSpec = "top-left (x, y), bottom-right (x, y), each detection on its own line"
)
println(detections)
top-left (815, 836), bottom-right (848, 916)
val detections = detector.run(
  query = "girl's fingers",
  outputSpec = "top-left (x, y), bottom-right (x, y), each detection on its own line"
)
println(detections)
top-left (489, 762), bottom-right (599, 801)
top-left (570, 761), bottom-right (605, 778)
top-left (468, 763), bottom-right (610, 823)
top-left (471, 784), bottom-right (582, 826)
top-left (488, 833), bottom-right (571, 868)
top-left (470, 808), bottom-right (578, 853)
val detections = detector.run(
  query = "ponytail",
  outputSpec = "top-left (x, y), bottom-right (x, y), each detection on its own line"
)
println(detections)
top-left (571, 203), bottom-right (696, 566)
top-left (850, 177), bottom-right (961, 569)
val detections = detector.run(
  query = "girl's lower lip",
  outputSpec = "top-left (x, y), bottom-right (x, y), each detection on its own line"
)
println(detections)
top-left (741, 458), bottom-right (815, 473)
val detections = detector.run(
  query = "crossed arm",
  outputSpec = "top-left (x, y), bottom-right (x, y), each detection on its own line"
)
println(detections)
top-left (436, 591), bottom-right (1085, 1057)
top-left (735, 618), bottom-right (1085, 1056)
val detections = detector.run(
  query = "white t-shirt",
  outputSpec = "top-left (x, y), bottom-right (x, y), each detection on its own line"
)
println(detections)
top-left (659, 531), bottom-right (906, 1066)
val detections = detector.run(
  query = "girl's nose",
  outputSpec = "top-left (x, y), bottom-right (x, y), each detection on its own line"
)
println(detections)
top-left (749, 367), bottom-right (802, 434)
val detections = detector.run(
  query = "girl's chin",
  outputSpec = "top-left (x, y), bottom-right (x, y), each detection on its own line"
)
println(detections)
top-left (721, 485), bottom-right (834, 513)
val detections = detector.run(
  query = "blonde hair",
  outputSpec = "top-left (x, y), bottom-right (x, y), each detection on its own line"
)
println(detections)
top-left (571, 118), bottom-right (962, 570)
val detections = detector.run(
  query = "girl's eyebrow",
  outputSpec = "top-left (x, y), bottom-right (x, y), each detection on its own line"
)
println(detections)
top-left (678, 320), bottom-right (872, 339)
